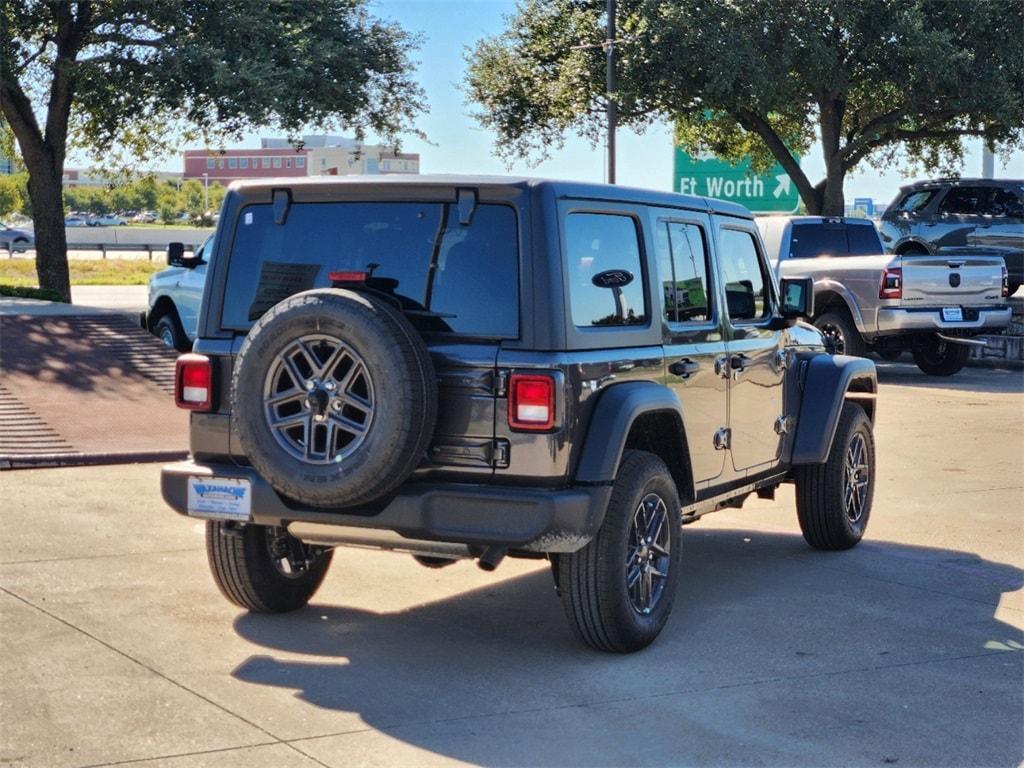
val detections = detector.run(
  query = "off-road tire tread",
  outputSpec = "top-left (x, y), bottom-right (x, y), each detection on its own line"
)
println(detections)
top-left (206, 522), bottom-right (332, 612)
top-left (557, 450), bottom-right (681, 652)
top-left (911, 340), bottom-right (969, 376)
top-left (794, 403), bottom-right (873, 551)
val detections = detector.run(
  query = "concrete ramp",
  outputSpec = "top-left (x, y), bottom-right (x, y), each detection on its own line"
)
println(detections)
top-left (0, 313), bottom-right (188, 468)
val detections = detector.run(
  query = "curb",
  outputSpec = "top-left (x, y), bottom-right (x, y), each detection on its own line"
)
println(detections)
top-left (0, 450), bottom-right (188, 471)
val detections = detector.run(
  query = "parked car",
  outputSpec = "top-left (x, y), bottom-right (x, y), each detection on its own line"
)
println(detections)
top-left (89, 214), bottom-right (126, 227)
top-left (0, 224), bottom-right (34, 253)
top-left (64, 215), bottom-right (89, 227)
top-left (145, 235), bottom-right (212, 350)
top-left (133, 210), bottom-right (158, 223)
top-left (162, 176), bottom-right (879, 653)
top-left (878, 178), bottom-right (1024, 296)
top-left (757, 215), bottom-right (1011, 375)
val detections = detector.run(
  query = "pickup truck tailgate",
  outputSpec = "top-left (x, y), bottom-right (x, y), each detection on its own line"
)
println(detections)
top-left (898, 254), bottom-right (1004, 306)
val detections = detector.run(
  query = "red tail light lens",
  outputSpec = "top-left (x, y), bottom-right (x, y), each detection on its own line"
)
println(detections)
top-left (329, 270), bottom-right (368, 283)
top-left (508, 374), bottom-right (555, 431)
top-left (1001, 265), bottom-right (1009, 298)
top-left (879, 267), bottom-right (902, 300)
top-left (175, 354), bottom-right (212, 411)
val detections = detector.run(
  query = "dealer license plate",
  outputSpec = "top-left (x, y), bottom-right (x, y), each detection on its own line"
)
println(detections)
top-left (941, 307), bottom-right (963, 322)
top-left (187, 476), bottom-right (252, 521)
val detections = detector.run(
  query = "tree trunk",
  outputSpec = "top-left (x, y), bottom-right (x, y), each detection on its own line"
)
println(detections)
top-left (820, 159), bottom-right (846, 217)
top-left (24, 152), bottom-right (71, 302)
top-left (817, 98), bottom-right (846, 217)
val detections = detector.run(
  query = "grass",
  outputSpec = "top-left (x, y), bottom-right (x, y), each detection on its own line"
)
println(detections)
top-left (0, 258), bottom-right (164, 286)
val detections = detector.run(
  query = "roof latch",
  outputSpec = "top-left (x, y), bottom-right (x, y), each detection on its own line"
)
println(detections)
top-left (272, 188), bottom-right (292, 226)
top-left (456, 188), bottom-right (477, 226)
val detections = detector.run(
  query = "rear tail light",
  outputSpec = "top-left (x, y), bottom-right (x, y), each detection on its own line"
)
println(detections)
top-left (508, 374), bottom-right (555, 431)
top-left (329, 270), bottom-right (368, 283)
top-left (1001, 265), bottom-right (1009, 298)
top-left (879, 267), bottom-right (902, 300)
top-left (175, 354), bottom-right (213, 411)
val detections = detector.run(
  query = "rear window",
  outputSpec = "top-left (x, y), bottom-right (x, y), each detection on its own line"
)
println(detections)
top-left (221, 201), bottom-right (518, 337)
top-left (788, 222), bottom-right (880, 258)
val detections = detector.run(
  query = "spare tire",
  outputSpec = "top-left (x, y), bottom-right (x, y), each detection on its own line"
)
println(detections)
top-left (231, 288), bottom-right (437, 508)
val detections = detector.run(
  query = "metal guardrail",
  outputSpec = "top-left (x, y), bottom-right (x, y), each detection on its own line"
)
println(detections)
top-left (6, 242), bottom-right (198, 260)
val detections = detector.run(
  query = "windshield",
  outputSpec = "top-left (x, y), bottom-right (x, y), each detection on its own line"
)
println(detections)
top-left (221, 201), bottom-right (518, 338)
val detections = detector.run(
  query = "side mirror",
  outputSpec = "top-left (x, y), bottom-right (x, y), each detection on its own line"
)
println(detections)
top-left (166, 242), bottom-right (186, 267)
top-left (780, 277), bottom-right (815, 320)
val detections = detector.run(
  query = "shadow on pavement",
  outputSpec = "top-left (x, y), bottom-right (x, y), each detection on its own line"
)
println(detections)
top-left (875, 360), bottom-right (1023, 394)
top-left (231, 530), bottom-right (1023, 766)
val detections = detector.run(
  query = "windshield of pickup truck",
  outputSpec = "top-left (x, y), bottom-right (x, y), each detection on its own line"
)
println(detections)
top-left (221, 201), bottom-right (518, 337)
top-left (788, 223), bottom-right (880, 258)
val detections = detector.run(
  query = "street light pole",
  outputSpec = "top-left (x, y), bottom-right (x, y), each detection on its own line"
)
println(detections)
top-left (606, 0), bottom-right (617, 185)
top-left (202, 172), bottom-right (209, 212)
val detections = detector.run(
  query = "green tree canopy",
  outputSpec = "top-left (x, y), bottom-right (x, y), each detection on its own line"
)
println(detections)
top-left (1, 0), bottom-right (424, 300)
top-left (466, 0), bottom-right (1024, 215)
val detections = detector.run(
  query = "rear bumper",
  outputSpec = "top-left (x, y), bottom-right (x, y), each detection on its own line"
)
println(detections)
top-left (875, 305), bottom-right (1012, 336)
top-left (161, 460), bottom-right (611, 553)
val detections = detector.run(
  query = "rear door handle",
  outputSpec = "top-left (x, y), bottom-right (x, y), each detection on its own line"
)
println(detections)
top-left (729, 354), bottom-right (750, 379)
top-left (669, 359), bottom-right (701, 379)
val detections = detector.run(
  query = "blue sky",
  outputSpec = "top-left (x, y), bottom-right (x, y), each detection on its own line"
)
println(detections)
top-left (160, 0), bottom-right (1023, 204)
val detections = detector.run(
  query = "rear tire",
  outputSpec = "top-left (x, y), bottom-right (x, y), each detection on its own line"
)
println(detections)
top-left (912, 335), bottom-right (969, 376)
top-left (814, 311), bottom-right (866, 357)
top-left (556, 450), bottom-right (682, 652)
top-left (794, 403), bottom-right (874, 551)
top-left (206, 522), bottom-right (332, 612)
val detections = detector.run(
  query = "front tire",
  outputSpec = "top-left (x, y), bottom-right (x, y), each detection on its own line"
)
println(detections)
top-left (912, 335), bottom-right (969, 376)
top-left (794, 403), bottom-right (874, 551)
top-left (814, 311), bottom-right (866, 357)
top-left (555, 451), bottom-right (682, 652)
top-left (206, 522), bottom-right (332, 612)
top-left (153, 311), bottom-right (189, 352)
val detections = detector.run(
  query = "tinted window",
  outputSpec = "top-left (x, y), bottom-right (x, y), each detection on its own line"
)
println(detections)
top-left (654, 221), bottom-right (712, 324)
top-left (940, 187), bottom-right (987, 215)
top-left (895, 190), bottom-right (937, 213)
top-left (222, 202), bottom-right (518, 337)
top-left (788, 222), bottom-right (880, 258)
top-left (982, 187), bottom-right (1022, 217)
top-left (566, 213), bottom-right (647, 327)
top-left (718, 229), bottom-right (769, 322)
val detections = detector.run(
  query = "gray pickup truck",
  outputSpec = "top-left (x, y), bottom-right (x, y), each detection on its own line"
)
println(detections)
top-left (757, 216), bottom-right (1011, 375)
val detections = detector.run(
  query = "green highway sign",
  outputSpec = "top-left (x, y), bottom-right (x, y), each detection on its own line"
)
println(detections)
top-left (673, 148), bottom-right (801, 214)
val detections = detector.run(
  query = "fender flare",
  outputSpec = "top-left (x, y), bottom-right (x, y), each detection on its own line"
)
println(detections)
top-left (574, 381), bottom-right (688, 485)
top-left (791, 353), bottom-right (877, 465)
top-left (812, 278), bottom-right (867, 333)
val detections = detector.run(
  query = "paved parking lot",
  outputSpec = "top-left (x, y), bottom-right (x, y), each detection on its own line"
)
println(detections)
top-left (1, 362), bottom-right (1022, 767)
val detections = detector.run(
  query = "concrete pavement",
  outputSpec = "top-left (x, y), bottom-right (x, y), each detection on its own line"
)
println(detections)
top-left (1, 362), bottom-right (1022, 767)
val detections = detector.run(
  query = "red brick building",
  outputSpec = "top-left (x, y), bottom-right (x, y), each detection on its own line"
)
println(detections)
top-left (183, 148), bottom-right (309, 184)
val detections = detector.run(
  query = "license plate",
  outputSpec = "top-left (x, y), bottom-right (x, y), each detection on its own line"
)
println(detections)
top-left (941, 307), bottom-right (963, 322)
top-left (187, 476), bottom-right (252, 521)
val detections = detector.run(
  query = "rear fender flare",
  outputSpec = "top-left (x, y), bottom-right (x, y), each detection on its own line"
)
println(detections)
top-left (791, 353), bottom-right (877, 465)
top-left (813, 279), bottom-right (866, 332)
top-left (574, 382), bottom-right (689, 487)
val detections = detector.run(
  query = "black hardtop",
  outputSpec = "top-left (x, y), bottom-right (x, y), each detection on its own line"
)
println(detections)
top-left (758, 215), bottom-right (876, 227)
top-left (225, 174), bottom-right (754, 219)
top-left (898, 177), bottom-right (1024, 191)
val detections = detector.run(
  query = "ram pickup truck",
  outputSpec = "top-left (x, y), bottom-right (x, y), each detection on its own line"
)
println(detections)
top-left (757, 216), bottom-right (1011, 375)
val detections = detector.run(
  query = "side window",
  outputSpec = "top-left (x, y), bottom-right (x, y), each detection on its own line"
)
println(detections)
top-left (986, 188), bottom-right (1020, 217)
top-left (940, 187), bottom-right (986, 215)
top-left (654, 220), bottom-right (712, 324)
top-left (895, 190), bottom-right (936, 214)
top-left (566, 213), bottom-right (647, 328)
top-left (718, 228), bottom-right (770, 322)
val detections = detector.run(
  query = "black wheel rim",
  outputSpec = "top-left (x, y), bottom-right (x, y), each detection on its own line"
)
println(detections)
top-left (915, 337), bottom-right (948, 366)
top-left (265, 526), bottom-right (323, 579)
top-left (844, 432), bottom-right (870, 524)
top-left (819, 322), bottom-right (846, 355)
top-left (262, 333), bottom-right (375, 465)
top-left (626, 493), bottom-right (672, 615)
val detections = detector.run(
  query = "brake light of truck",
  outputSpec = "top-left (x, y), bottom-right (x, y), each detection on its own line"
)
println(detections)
top-left (879, 267), bottom-right (902, 300)
top-left (175, 354), bottom-right (213, 411)
top-left (508, 374), bottom-right (555, 431)
top-left (1002, 266), bottom-right (1009, 298)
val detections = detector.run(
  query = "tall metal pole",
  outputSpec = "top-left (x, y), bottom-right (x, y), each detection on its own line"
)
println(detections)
top-left (606, 0), bottom-right (617, 185)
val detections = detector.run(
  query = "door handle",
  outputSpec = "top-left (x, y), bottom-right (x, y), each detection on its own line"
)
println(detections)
top-left (729, 354), bottom-right (750, 379)
top-left (669, 359), bottom-right (701, 379)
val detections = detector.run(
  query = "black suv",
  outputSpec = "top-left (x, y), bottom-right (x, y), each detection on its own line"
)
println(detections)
top-left (878, 178), bottom-right (1024, 296)
top-left (162, 176), bottom-right (878, 652)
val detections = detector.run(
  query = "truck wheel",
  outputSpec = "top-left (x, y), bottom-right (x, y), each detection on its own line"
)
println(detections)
top-left (814, 311), bottom-right (866, 357)
top-left (875, 349), bottom-right (902, 362)
top-left (556, 450), bottom-right (682, 652)
top-left (153, 312), bottom-right (189, 352)
top-left (794, 403), bottom-right (874, 551)
top-left (206, 522), bottom-right (332, 612)
top-left (231, 288), bottom-right (437, 508)
top-left (911, 336), bottom-right (969, 376)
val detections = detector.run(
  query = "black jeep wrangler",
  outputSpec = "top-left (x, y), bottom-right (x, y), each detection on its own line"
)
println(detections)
top-left (161, 175), bottom-right (878, 652)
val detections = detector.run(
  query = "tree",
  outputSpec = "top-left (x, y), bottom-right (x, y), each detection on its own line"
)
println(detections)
top-left (1, 1), bottom-right (423, 301)
top-left (0, 174), bottom-right (22, 217)
top-left (466, 0), bottom-right (1024, 215)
